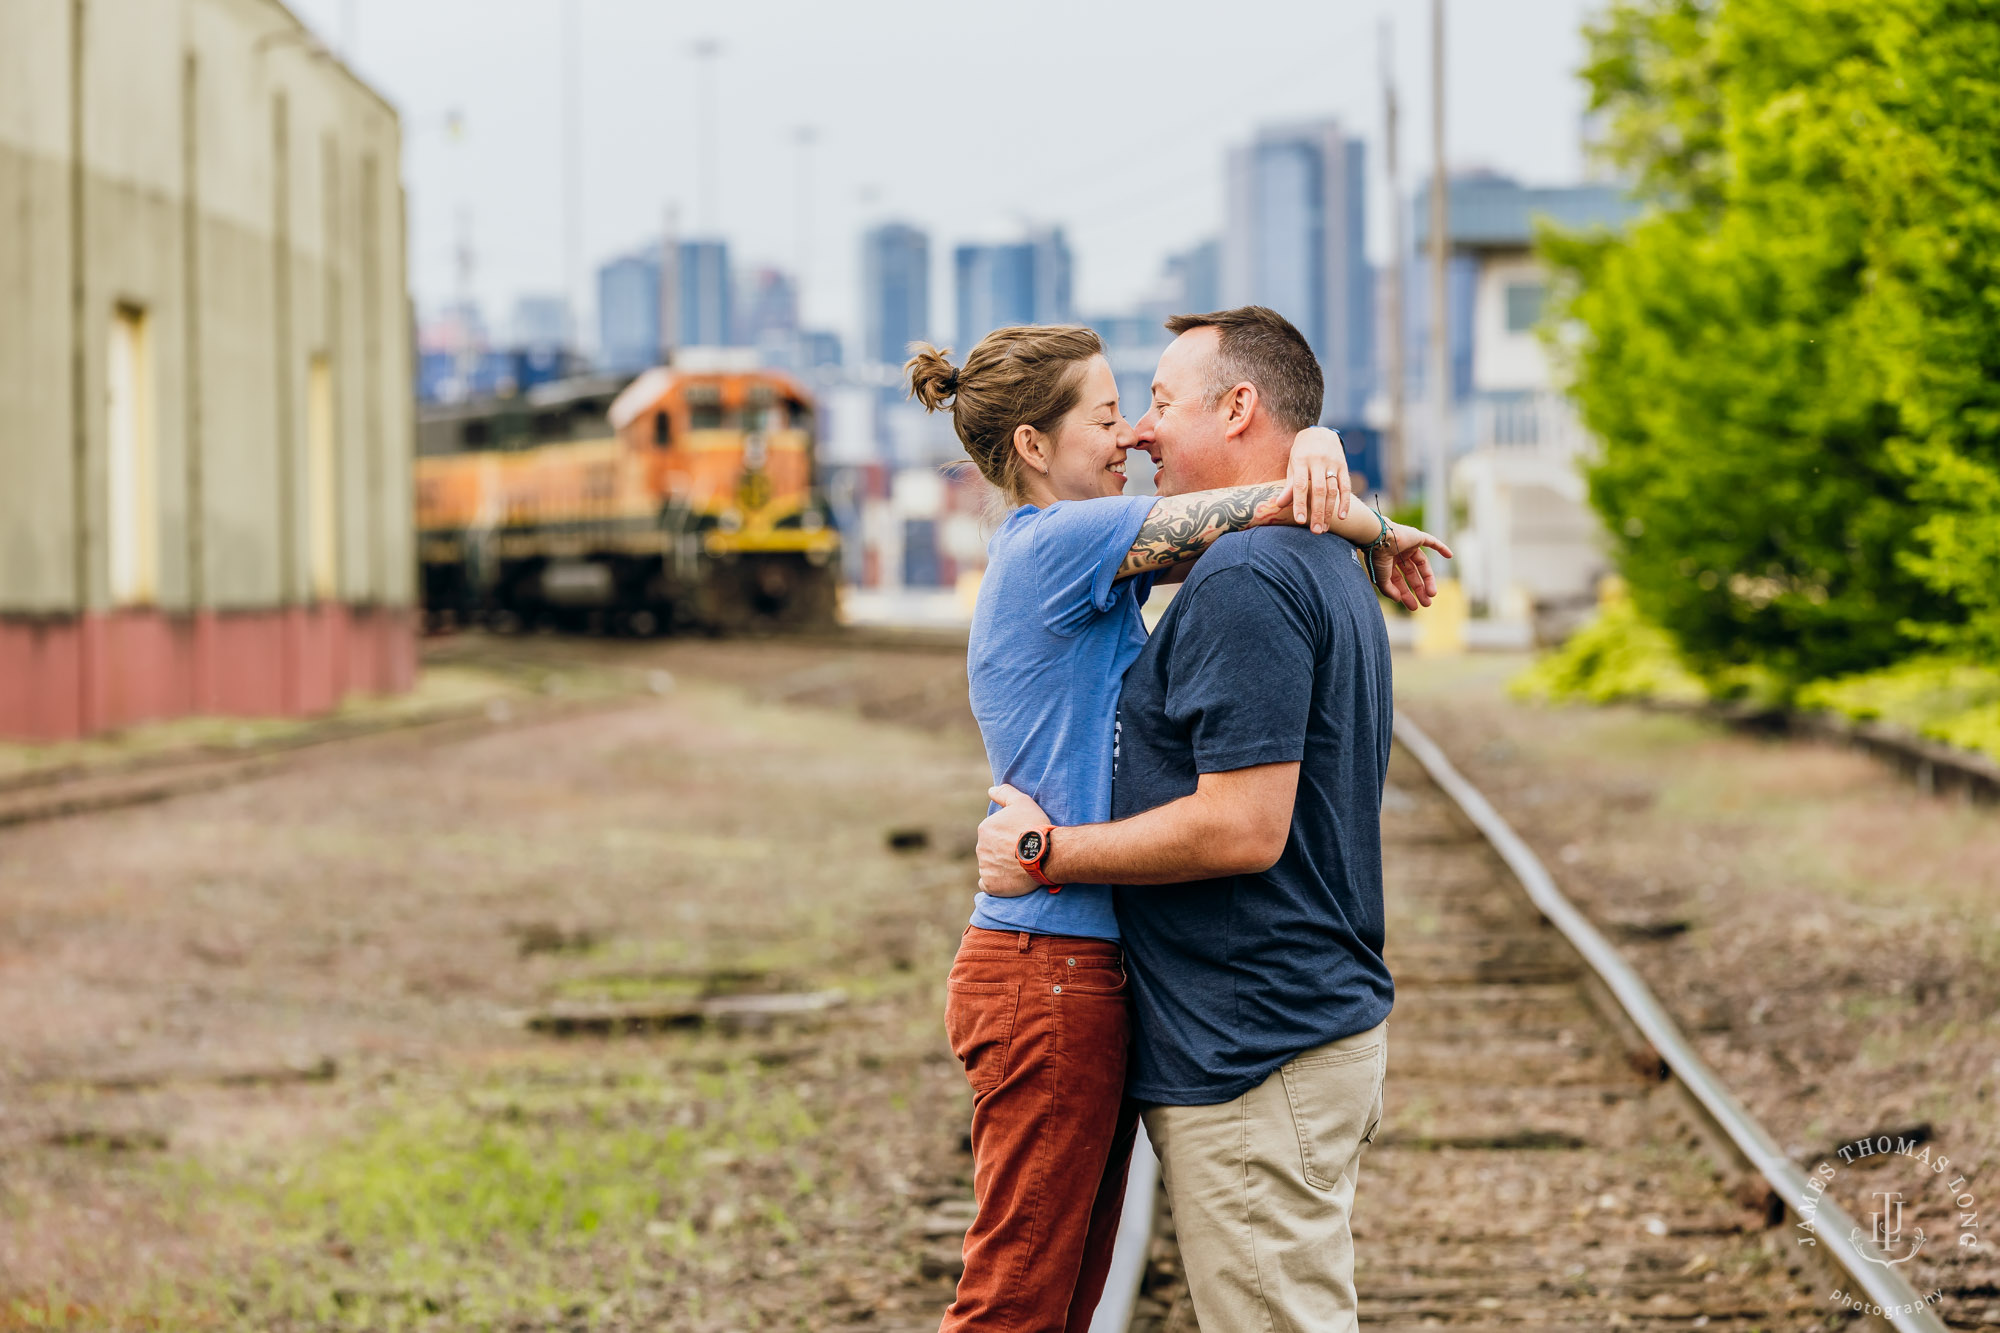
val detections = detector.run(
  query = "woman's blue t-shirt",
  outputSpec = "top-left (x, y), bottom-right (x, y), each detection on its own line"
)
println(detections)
top-left (966, 496), bottom-right (1156, 942)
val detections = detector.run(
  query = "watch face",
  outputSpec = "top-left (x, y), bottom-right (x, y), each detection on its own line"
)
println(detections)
top-left (1017, 830), bottom-right (1044, 862)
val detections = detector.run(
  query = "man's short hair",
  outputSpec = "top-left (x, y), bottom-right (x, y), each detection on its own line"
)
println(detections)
top-left (1164, 306), bottom-right (1324, 434)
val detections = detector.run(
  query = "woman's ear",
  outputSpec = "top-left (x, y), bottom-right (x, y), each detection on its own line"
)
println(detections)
top-left (1012, 423), bottom-right (1050, 475)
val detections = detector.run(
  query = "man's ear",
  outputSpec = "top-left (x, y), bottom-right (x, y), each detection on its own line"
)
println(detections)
top-left (1012, 423), bottom-right (1050, 475)
top-left (1221, 383), bottom-right (1259, 441)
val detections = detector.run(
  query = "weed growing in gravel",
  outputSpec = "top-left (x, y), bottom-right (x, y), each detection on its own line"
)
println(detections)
top-left (158, 1059), bottom-right (829, 1329)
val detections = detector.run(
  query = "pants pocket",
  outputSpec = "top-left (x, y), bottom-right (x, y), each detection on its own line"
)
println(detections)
top-left (945, 980), bottom-right (1020, 1095)
top-left (1278, 1040), bottom-right (1385, 1191)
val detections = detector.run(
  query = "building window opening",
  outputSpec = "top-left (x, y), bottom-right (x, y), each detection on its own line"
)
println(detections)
top-left (307, 353), bottom-right (339, 601)
top-left (1504, 281), bottom-right (1547, 333)
top-left (107, 305), bottom-right (158, 605)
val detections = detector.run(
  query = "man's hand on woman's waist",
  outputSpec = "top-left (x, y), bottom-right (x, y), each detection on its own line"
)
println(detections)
top-left (977, 785), bottom-right (1050, 897)
top-left (976, 763), bottom-right (1302, 896)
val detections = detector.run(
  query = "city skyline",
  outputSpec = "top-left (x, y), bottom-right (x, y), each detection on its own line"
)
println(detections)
top-left (286, 0), bottom-right (1606, 362)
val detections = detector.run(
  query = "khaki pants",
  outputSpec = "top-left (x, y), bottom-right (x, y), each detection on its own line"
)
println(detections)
top-left (1144, 1022), bottom-right (1387, 1333)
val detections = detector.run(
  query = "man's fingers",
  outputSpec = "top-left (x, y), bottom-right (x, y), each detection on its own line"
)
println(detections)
top-left (988, 783), bottom-right (1027, 805)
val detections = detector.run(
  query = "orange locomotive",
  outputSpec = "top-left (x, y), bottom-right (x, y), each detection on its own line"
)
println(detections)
top-left (416, 365), bottom-right (841, 633)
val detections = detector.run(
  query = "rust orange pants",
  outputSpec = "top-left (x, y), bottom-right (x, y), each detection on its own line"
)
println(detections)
top-left (940, 926), bottom-right (1140, 1333)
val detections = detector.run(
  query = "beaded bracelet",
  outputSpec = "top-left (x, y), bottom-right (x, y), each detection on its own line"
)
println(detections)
top-left (1362, 512), bottom-right (1394, 589)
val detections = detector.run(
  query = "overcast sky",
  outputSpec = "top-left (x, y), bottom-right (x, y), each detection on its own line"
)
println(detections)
top-left (290, 0), bottom-right (1606, 350)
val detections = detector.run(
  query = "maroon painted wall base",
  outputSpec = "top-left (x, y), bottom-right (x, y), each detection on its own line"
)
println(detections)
top-left (0, 605), bottom-right (418, 741)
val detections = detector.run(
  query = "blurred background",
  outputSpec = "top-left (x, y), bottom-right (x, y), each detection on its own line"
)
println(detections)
top-left (1, 0), bottom-right (1639, 745)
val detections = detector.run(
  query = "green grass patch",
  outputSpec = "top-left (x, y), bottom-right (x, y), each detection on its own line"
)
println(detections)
top-left (1511, 584), bottom-right (1708, 706)
top-left (156, 1059), bottom-right (828, 1329)
top-left (282, 1064), bottom-right (816, 1248)
top-left (550, 973), bottom-right (714, 1003)
top-left (1797, 658), bottom-right (2000, 763)
top-left (1513, 591), bottom-right (2000, 762)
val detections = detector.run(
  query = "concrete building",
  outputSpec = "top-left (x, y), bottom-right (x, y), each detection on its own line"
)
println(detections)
top-left (795, 329), bottom-right (842, 370)
top-left (1, 0), bottom-right (417, 741)
top-left (674, 239), bottom-right (733, 349)
top-left (509, 293), bottom-right (573, 353)
top-left (953, 227), bottom-right (1073, 354)
top-left (1408, 174), bottom-right (1642, 625)
top-left (861, 222), bottom-right (929, 368)
top-left (736, 266), bottom-right (797, 348)
top-left (596, 238), bottom-right (737, 370)
top-left (1223, 120), bottom-right (1372, 422)
top-left (596, 249), bottom-right (661, 375)
top-left (1165, 239), bottom-right (1222, 315)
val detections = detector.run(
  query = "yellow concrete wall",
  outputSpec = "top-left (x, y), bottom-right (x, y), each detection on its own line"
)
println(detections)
top-left (0, 0), bottom-right (413, 616)
top-left (0, 5), bottom-right (78, 613)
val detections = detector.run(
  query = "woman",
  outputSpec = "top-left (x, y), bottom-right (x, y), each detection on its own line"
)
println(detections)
top-left (907, 325), bottom-right (1443, 1332)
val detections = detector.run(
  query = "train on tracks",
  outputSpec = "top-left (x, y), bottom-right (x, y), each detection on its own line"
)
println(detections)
top-left (415, 359), bottom-right (841, 634)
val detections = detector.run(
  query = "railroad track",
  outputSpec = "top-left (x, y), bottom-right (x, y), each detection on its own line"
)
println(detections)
top-left (1087, 716), bottom-right (1952, 1333)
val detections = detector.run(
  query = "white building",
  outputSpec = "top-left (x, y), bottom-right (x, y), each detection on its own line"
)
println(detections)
top-left (1410, 176), bottom-right (1641, 628)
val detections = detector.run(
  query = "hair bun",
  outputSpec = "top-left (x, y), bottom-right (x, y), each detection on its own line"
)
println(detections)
top-left (905, 344), bottom-right (960, 412)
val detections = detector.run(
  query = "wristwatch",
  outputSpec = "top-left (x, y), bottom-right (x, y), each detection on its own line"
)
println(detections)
top-left (1016, 825), bottom-right (1060, 891)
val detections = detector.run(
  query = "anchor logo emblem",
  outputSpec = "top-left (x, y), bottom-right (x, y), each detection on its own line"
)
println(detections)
top-left (1851, 1191), bottom-right (1927, 1266)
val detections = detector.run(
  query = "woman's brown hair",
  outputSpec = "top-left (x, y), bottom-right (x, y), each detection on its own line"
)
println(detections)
top-left (905, 325), bottom-right (1104, 504)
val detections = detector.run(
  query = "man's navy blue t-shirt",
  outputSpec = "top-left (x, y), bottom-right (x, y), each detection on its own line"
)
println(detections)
top-left (1111, 525), bottom-right (1395, 1106)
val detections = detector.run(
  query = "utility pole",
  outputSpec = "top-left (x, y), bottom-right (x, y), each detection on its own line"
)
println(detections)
top-left (562, 0), bottom-right (581, 357)
top-left (794, 125), bottom-right (817, 323)
top-left (447, 109), bottom-right (476, 396)
top-left (454, 203), bottom-right (477, 393)
top-left (659, 203), bottom-right (680, 366)
top-left (1381, 19), bottom-right (1406, 507)
top-left (692, 39), bottom-right (721, 236)
top-left (1425, 0), bottom-right (1452, 557)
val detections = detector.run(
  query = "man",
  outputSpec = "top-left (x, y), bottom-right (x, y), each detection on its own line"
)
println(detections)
top-left (977, 306), bottom-right (1405, 1332)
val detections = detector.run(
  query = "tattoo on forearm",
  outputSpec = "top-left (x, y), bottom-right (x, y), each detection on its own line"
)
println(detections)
top-left (1118, 481), bottom-right (1287, 577)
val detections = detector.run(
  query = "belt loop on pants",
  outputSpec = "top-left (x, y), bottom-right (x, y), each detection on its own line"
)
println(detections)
top-left (1016, 931), bottom-right (1032, 952)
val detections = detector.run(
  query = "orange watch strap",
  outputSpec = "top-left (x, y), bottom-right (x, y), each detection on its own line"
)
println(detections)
top-left (1018, 824), bottom-right (1059, 890)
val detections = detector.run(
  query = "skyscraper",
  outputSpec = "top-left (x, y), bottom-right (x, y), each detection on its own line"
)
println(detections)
top-left (1028, 226), bottom-right (1073, 329)
top-left (861, 223), bottom-right (930, 367)
top-left (676, 239), bottom-right (733, 349)
top-left (596, 251), bottom-right (661, 374)
top-left (736, 267), bottom-right (799, 348)
top-left (1165, 240), bottom-right (1222, 314)
top-left (1223, 120), bottom-right (1372, 422)
top-left (509, 294), bottom-right (574, 352)
top-left (953, 227), bottom-right (1073, 354)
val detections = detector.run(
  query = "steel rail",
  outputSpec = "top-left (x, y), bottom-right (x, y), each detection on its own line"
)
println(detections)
top-left (1088, 1121), bottom-right (1161, 1333)
top-left (1392, 713), bottom-right (1949, 1333)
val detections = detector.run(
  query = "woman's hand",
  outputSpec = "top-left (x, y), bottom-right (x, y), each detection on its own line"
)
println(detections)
top-left (1285, 428), bottom-right (1352, 534)
top-left (1372, 524), bottom-right (1454, 611)
top-left (977, 785), bottom-right (1050, 898)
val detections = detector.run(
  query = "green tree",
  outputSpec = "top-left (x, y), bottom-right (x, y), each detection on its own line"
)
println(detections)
top-left (1546, 0), bottom-right (2000, 686)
